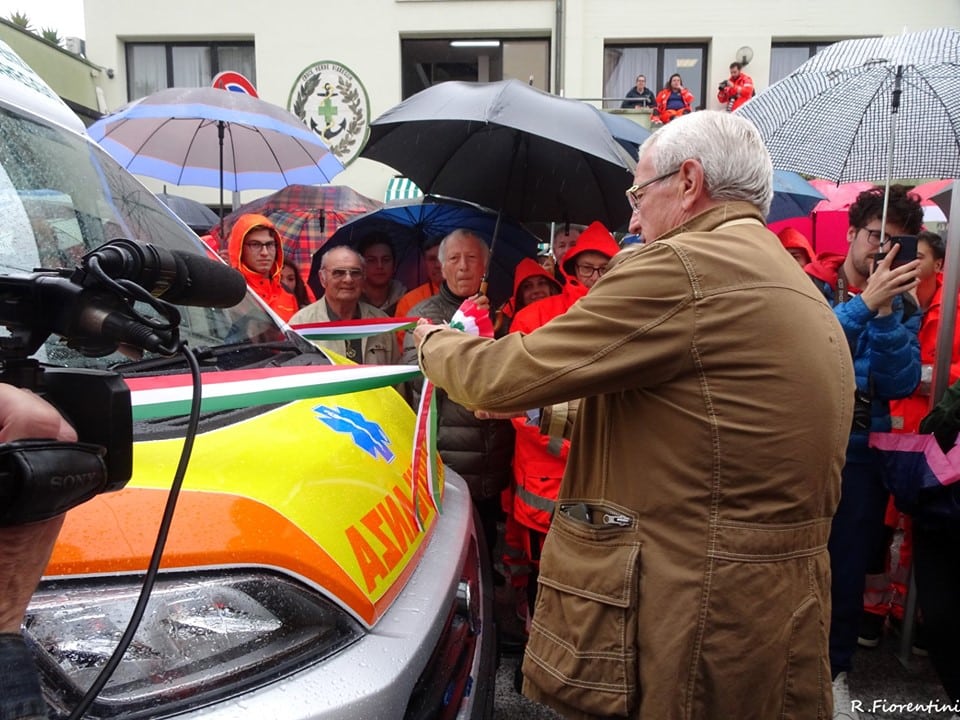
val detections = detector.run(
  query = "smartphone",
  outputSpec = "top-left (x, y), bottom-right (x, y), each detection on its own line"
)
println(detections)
top-left (874, 235), bottom-right (919, 270)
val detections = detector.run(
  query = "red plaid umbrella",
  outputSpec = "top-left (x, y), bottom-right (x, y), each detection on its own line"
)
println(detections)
top-left (206, 184), bottom-right (381, 282)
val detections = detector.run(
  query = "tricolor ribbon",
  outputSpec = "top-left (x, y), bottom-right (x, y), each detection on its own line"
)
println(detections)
top-left (291, 317), bottom-right (418, 341)
top-left (410, 297), bottom-right (494, 528)
top-left (127, 364), bottom-right (422, 420)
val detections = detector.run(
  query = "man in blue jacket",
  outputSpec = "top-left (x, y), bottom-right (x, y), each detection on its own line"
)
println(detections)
top-left (805, 185), bottom-right (923, 718)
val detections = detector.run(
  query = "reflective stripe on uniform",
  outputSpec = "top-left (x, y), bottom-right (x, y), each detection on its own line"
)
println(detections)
top-left (516, 484), bottom-right (556, 514)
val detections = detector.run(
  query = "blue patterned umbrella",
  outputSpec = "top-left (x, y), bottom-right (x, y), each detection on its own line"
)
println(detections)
top-left (88, 87), bottom-right (345, 237)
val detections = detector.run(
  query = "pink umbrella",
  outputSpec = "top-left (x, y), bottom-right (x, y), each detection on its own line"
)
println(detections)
top-left (809, 179), bottom-right (876, 212)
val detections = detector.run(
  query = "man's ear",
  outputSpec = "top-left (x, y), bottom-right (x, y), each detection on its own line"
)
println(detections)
top-left (678, 158), bottom-right (704, 210)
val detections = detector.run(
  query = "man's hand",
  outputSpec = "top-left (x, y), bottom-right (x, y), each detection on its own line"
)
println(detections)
top-left (0, 385), bottom-right (76, 633)
top-left (860, 243), bottom-right (920, 317)
top-left (0, 385), bottom-right (76, 444)
top-left (412, 317), bottom-right (443, 349)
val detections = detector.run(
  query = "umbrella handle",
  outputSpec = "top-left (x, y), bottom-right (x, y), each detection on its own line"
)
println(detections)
top-left (478, 279), bottom-right (489, 297)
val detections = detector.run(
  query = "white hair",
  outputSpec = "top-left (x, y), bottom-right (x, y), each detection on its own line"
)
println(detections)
top-left (438, 228), bottom-right (491, 264)
top-left (640, 111), bottom-right (773, 217)
top-left (320, 245), bottom-right (364, 270)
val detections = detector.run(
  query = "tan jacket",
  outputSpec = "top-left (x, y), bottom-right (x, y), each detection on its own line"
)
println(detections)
top-left (418, 203), bottom-right (854, 720)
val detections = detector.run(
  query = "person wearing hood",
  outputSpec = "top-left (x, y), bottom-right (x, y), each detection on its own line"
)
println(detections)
top-left (499, 224), bottom-right (618, 638)
top-left (227, 213), bottom-right (298, 322)
top-left (513, 220), bottom-right (620, 330)
top-left (495, 257), bottom-right (562, 337)
top-left (777, 226), bottom-right (815, 267)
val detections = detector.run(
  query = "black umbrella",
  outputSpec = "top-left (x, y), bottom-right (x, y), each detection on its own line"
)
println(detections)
top-left (155, 191), bottom-right (220, 235)
top-left (361, 79), bottom-right (636, 233)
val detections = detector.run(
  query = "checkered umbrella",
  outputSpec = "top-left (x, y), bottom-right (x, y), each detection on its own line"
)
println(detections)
top-left (735, 27), bottom-right (960, 185)
top-left (206, 184), bottom-right (381, 281)
top-left (739, 27), bottom-right (960, 447)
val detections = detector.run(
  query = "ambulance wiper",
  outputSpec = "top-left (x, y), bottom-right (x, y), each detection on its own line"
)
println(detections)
top-left (108, 340), bottom-right (299, 374)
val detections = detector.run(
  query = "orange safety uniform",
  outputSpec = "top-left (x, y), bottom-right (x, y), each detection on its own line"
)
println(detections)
top-left (500, 225), bottom-right (620, 619)
top-left (653, 86), bottom-right (694, 125)
top-left (717, 72), bottom-right (755, 112)
top-left (227, 213), bottom-right (298, 322)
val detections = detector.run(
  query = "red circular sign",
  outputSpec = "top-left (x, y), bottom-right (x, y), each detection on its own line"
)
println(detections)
top-left (211, 72), bottom-right (258, 97)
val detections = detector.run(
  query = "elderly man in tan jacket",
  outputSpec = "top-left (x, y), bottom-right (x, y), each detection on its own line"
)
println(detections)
top-left (414, 111), bottom-right (854, 720)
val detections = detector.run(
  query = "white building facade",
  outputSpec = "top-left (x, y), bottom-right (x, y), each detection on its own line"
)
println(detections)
top-left (82, 0), bottom-right (960, 204)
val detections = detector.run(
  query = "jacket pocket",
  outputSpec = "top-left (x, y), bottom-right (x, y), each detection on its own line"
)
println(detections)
top-left (522, 502), bottom-right (641, 717)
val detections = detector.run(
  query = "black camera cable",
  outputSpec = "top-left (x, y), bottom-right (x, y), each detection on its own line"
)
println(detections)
top-left (66, 341), bottom-right (202, 720)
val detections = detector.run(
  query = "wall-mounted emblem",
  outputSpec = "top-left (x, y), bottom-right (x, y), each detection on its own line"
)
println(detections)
top-left (288, 61), bottom-right (370, 167)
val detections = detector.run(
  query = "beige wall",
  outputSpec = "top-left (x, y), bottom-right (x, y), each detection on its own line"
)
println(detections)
top-left (82, 0), bottom-right (960, 203)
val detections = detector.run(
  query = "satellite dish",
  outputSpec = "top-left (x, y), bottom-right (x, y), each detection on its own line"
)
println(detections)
top-left (736, 46), bottom-right (754, 67)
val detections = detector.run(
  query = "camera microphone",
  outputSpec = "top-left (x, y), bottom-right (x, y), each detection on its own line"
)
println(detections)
top-left (82, 239), bottom-right (247, 308)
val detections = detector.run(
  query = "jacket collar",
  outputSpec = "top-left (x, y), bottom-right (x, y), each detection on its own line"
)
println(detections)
top-left (660, 201), bottom-right (766, 241)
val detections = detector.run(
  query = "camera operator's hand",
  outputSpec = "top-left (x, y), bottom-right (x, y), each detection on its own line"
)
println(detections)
top-left (0, 385), bottom-right (76, 634)
top-left (860, 243), bottom-right (921, 318)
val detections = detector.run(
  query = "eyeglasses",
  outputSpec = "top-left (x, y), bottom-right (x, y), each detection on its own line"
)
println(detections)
top-left (625, 169), bottom-right (680, 212)
top-left (858, 227), bottom-right (887, 247)
top-left (576, 263), bottom-right (608, 279)
top-left (244, 240), bottom-right (277, 252)
top-left (326, 267), bottom-right (364, 279)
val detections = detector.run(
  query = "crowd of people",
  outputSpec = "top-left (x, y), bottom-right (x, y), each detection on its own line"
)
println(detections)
top-left (618, 62), bottom-right (755, 125)
top-left (4, 104), bottom-right (959, 720)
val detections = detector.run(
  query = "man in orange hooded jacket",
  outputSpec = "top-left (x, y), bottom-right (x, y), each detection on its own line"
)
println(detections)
top-left (503, 222), bottom-right (620, 631)
top-left (227, 213), bottom-right (298, 322)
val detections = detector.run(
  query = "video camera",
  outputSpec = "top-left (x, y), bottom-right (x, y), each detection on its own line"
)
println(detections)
top-left (718, 80), bottom-right (731, 91)
top-left (0, 239), bottom-right (246, 526)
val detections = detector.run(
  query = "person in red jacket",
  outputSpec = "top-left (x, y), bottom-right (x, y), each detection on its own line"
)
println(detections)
top-left (502, 222), bottom-right (619, 633)
top-left (777, 226), bottom-right (815, 267)
top-left (653, 73), bottom-right (695, 125)
top-left (227, 213), bottom-right (298, 322)
top-left (717, 62), bottom-right (755, 112)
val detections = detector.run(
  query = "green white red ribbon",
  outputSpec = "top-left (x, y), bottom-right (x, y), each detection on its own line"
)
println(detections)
top-left (291, 317), bottom-right (417, 341)
top-left (411, 297), bottom-right (494, 528)
top-left (126, 364), bottom-right (421, 420)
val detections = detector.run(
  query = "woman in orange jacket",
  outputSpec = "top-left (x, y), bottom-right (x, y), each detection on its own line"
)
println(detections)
top-left (653, 73), bottom-right (695, 125)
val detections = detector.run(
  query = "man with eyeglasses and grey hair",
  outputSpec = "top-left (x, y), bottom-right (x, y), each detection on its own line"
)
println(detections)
top-left (411, 111), bottom-right (854, 719)
top-left (290, 244), bottom-right (398, 364)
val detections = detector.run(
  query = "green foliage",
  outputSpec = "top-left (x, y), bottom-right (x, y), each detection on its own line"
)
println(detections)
top-left (8, 11), bottom-right (33, 32)
top-left (41, 27), bottom-right (63, 46)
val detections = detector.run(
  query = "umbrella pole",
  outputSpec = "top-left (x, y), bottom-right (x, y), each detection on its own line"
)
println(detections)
top-left (879, 66), bottom-right (903, 237)
top-left (479, 134), bottom-right (523, 298)
top-left (932, 179), bottom-right (960, 404)
top-left (479, 208), bottom-right (506, 298)
top-left (218, 120), bottom-right (226, 241)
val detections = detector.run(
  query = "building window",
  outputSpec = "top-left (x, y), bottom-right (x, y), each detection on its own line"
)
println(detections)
top-left (400, 38), bottom-right (550, 99)
top-left (770, 42), bottom-right (837, 84)
top-left (603, 44), bottom-right (707, 110)
top-left (126, 42), bottom-right (256, 99)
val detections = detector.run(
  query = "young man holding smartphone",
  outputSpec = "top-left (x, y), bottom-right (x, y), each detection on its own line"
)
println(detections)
top-left (805, 184), bottom-right (924, 719)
